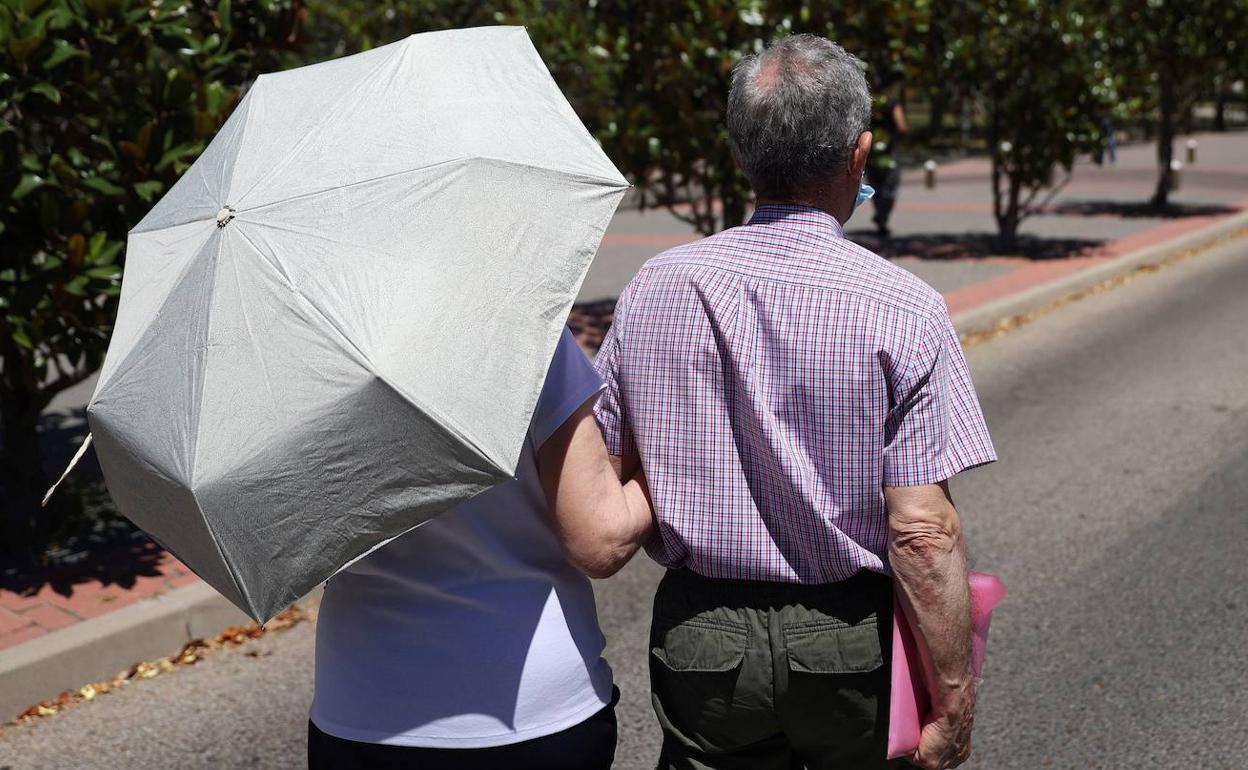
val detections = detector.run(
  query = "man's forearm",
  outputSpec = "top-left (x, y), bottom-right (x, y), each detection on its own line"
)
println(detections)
top-left (890, 525), bottom-right (974, 706)
top-left (886, 482), bottom-right (975, 712)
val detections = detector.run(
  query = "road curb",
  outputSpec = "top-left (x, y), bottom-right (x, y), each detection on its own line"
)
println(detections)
top-left (0, 581), bottom-right (250, 721)
top-left (951, 210), bottom-right (1248, 338)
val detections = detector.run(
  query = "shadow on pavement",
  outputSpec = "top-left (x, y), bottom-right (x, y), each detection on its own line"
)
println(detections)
top-left (847, 231), bottom-right (1104, 261)
top-left (1043, 200), bottom-right (1240, 219)
top-left (0, 409), bottom-right (154, 601)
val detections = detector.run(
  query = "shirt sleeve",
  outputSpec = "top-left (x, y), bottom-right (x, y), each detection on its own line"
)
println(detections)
top-left (529, 327), bottom-right (604, 449)
top-left (883, 309), bottom-right (997, 486)
top-left (592, 287), bottom-right (637, 456)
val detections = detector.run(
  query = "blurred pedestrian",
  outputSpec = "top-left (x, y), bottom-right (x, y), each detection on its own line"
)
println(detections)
top-left (866, 79), bottom-right (910, 238)
top-left (595, 34), bottom-right (996, 770)
top-left (1103, 116), bottom-right (1117, 165)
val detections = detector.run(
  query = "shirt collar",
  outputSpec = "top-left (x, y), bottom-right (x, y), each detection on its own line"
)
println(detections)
top-left (747, 203), bottom-right (846, 239)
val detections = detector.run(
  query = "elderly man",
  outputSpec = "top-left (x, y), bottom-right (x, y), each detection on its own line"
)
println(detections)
top-left (594, 35), bottom-right (996, 770)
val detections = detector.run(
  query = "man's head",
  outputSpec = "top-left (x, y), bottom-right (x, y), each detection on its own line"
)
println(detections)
top-left (727, 34), bottom-right (872, 220)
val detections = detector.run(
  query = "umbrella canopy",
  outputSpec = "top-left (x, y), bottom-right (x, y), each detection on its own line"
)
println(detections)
top-left (86, 27), bottom-right (628, 623)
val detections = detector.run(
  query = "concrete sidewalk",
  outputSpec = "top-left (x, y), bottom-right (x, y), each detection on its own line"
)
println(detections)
top-left (2, 129), bottom-right (1245, 722)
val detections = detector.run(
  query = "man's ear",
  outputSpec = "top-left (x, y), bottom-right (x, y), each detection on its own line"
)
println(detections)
top-left (849, 130), bottom-right (873, 178)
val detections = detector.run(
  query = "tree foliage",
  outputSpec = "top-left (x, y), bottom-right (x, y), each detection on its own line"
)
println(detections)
top-left (528, 1), bottom-right (935, 235)
top-left (4, 0), bottom-right (1248, 557)
top-left (938, 0), bottom-right (1112, 247)
top-left (0, 0), bottom-right (302, 556)
top-left (1102, 0), bottom-right (1248, 206)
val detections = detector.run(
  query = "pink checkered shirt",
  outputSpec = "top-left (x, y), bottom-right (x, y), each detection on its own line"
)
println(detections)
top-left (593, 204), bottom-right (996, 582)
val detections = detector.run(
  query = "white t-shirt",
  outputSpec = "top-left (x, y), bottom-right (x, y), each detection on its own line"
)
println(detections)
top-left (310, 329), bottom-right (612, 748)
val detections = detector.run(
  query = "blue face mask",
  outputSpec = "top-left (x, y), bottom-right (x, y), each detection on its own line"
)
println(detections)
top-left (855, 182), bottom-right (875, 210)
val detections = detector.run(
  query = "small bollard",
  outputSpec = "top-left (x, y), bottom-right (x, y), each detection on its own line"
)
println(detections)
top-left (1169, 159), bottom-right (1183, 192)
top-left (1186, 138), bottom-right (1197, 164)
top-left (924, 159), bottom-right (937, 189)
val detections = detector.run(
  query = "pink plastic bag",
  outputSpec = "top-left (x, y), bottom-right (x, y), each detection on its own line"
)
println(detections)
top-left (886, 572), bottom-right (1007, 760)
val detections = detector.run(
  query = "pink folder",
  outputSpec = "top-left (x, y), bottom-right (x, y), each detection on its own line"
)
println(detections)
top-left (887, 572), bottom-right (1007, 760)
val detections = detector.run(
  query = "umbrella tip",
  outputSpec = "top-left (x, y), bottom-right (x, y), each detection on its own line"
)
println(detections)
top-left (42, 433), bottom-right (94, 507)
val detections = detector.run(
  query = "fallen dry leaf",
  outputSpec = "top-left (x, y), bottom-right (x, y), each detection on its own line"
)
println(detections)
top-left (4, 602), bottom-right (312, 730)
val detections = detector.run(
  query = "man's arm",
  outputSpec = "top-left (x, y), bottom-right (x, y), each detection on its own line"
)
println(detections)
top-left (886, 481), bottom-right (975, 770)
top-left (538, 397), bottom-right (654, 579)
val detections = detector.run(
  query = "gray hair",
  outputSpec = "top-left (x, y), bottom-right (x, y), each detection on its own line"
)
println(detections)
top-left (727, 34), bottom-right (871, 198)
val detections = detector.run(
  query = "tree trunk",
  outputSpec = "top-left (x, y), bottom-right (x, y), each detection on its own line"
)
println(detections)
top-left (1151, 67), bottom-right (1176, 208)
top-left (0, 399), bottom-right (48, 560)
top-left (1213, 78), bottom-right (1227, 132)
top-left (928, 87), bottom-right (949, 142)
top-left (987, 99), bottom-right (1020, 252)
top-left (995, 176), bottom-right (1022, 253)
top-left (0, 328), bottom-right (51, 559)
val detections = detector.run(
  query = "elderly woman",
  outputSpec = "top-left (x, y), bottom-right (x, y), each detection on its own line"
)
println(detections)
top-left (308, 327), bottom-right (653, 769)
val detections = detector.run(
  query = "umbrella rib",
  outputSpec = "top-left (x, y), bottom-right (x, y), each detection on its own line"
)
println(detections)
top-left (236, 156), bottom-right (472, 218)
top-left (229, 224), bottom-right (512, 476)
top-left (130, 94), bottom-right (258, 236)
top-left (229, 43), bottom-right (406, 209)
top-left (235, 155), bottom-right (628, 217)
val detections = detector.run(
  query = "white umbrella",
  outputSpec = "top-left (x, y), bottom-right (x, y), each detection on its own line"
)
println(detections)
top-left (79, 27), bottom-right (627, 623)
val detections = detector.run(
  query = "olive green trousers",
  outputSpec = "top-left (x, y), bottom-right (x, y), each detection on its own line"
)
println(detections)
top-left (649, 569), bottom-right (908, 770)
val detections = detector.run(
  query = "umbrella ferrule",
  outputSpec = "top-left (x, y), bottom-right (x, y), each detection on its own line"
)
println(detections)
top-left (216, 206), bottom-right (236, 228)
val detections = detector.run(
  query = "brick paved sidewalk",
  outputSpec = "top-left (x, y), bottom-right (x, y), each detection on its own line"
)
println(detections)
top-left (3, 130), bottom-right (1245, 656)
top-left (0, 542), bottom-right (198, 651)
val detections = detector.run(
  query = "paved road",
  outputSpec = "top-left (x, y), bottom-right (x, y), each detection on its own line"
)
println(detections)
top-left (2, 236), bottom-right (1246, 768)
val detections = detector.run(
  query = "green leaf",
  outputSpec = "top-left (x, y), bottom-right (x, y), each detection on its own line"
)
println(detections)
top-left (95, 240), bottom-right (123, 265)
top-left (133, 179), bottom-right (163, 202)
top-left (11, 325), bottom-right (33, 349)
top-left (12, 173), bottom-right (44, 199)
top-left (204, 80), bottom-right (227, 115)
top-left (63, 275), bottom-right (89, 296)
top-left (42, 38), bottom-right (84, 70)
top-left (29, 82), bottom-right (60, 103)
top-left (81, 176), bottom-right (125, 196)
top-left (8, 35), bottom-right (42, 65)
top-left (216, 0), bottom-right (231, 35)
top-left (87, 231), bottom-right (107, 258)
top-left (86, 265), bottom-right (121, 279)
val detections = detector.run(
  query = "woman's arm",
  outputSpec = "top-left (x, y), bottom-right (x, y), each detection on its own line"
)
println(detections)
top-left (537, 395), bottom-right (654, 578)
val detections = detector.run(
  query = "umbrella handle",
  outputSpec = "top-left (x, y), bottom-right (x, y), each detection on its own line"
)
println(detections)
top-left (42, 432), bottom-right (93, 508)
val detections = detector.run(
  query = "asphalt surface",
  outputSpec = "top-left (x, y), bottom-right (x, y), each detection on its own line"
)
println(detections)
top-left (2, 235), bottom-right (1246, 769)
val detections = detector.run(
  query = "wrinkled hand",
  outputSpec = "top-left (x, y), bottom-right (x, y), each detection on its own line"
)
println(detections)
top-left (908, 688), bottom-right (975, 770)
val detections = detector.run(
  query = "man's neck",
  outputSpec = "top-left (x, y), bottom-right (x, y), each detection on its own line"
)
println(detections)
top-left (756, 195), bottom-right (848, 225)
